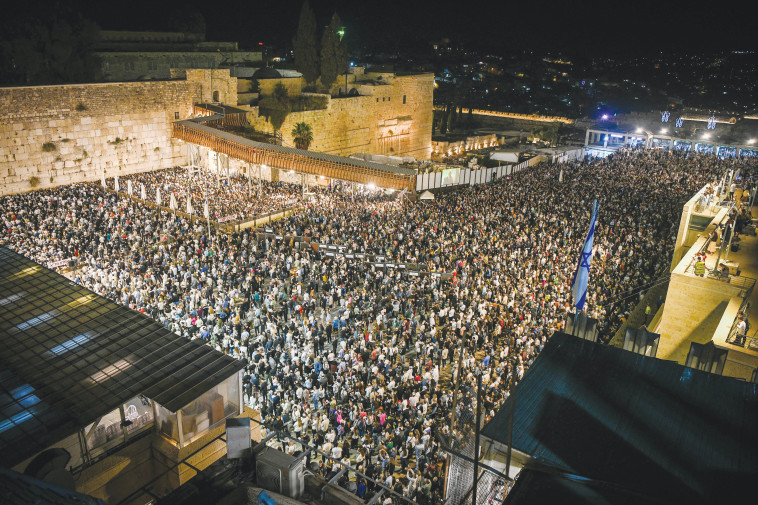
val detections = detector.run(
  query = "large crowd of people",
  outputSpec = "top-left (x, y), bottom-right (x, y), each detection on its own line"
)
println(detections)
top-left (108, 168), bottom-right (315, 221)
top-left (2, 148), bottom-right (755, 505)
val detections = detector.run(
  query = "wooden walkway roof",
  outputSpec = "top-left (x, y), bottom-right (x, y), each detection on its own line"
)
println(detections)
top-left (172, 120), bottom-right (417, 191)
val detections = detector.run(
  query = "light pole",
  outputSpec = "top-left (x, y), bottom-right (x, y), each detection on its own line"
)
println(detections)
top-left (338, 27), bottom-right (348, 96)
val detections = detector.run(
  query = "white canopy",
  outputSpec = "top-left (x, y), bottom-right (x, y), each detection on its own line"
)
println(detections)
top-left (419, 190), bottom-right (434, 200)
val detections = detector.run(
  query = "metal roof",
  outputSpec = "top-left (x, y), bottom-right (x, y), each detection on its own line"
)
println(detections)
top-left (503, 468), bottom-right (662, 505)
top-left (0, 247), bottom-right (245, 467)
top-left (482, 332), bottom-right (758, 505)
top-left (0, 467), bottom-right (106, 505)
top-left (175, 119), bottom-right (418, 177)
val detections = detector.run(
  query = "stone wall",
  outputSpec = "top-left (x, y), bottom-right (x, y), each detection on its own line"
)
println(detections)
top-left (248, 73), bottom-right (433, 160)
top-left (0, 80), bottom-right (200, 196)
top-left (97, 51), bottom-right (262, 82)
top-left (172, 69), bottom-right (237, 105)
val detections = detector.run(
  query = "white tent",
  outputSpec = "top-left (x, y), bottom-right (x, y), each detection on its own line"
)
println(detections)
top-left (419, 190), bottom-right (434, 200)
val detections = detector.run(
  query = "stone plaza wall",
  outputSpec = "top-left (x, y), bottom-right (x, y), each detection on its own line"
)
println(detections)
top-left (248, 73), bottom-right (433, 160)
top-left (0, 80), bottom-right (200, 196)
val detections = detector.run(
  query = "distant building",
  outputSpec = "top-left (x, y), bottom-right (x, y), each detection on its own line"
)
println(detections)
top-left (95, 30), bottom-right (262, 82)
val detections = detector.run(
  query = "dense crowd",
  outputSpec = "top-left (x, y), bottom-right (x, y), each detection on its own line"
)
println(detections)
top-left (2, 148), bottom-right (755, 505)
top-left (108, 168), bottom-right (313, 221)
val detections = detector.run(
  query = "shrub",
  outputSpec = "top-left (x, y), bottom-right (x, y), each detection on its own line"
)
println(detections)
top-left (29, 176), bottom-right (40, 188)
top-left (49, 176), bottom-right (54, 183)
top-left (76, 102), bottom-right (87, 112)
top-left (42, 142), bottom-right (56, 152)
top-left (61, 138), bottom-right (71, 143)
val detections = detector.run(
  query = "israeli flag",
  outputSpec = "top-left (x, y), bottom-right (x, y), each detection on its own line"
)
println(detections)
top-left (571, 199), bottom-right (599, 311)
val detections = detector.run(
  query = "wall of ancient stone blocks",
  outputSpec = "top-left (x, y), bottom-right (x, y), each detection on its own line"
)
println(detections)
top-left (247, 73), bottom-right (433, 160)
top-left (0, 80), bottom-right (200, 196)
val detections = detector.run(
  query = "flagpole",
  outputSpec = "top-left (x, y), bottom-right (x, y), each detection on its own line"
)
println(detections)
top-left (570, 199), bottom-right (599, 337)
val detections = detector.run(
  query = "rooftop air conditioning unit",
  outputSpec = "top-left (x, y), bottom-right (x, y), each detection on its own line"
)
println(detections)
top-left (253, 445), bottom-right (304, 499)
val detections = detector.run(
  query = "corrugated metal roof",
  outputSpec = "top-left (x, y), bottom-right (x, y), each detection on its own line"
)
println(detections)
top-left (482, 332), bottom-right (758, 505)
top-left (175, 119), bottom-right (418, 176)
top-left (0, 247), bottom-right (245, 467)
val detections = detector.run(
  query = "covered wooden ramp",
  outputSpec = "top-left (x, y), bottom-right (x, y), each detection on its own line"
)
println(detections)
top-left (171, 119), bottom-right (417, 191)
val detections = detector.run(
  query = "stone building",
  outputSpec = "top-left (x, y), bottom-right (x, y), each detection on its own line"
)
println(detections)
top-left (95, 30), bottom-right (262, 82)
top-left (0, 65), bottom-right (432, 196)
top-left (248, 69), bottom-right (434, 160)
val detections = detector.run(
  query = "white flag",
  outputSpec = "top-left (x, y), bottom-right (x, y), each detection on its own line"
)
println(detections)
top-left (156, 188), bottom-right (162, 207)
top-left (114, 176), bottom-right (119, 192)
top-left (169, 193), bottom-right (177, 211)
top-left (204, 202), bottom-right (209, 219)
top-left (101, 172), bottom-right (106, 188)
top-left (141, 184), bottom-right (146, 201)
top-left (186, 198), bottom-right (193, 215)
top-left (559, 169), bottom-right (563, 183)
top-left (127, 180), bottom-right (133, 196)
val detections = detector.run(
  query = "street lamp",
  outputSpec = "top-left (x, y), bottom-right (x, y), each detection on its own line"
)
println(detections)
top-left (338, 27), bottom-right (348, 95)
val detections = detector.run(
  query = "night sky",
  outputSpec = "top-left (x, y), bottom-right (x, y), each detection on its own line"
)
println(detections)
top-left (10, 0), bottom-right (758, 54)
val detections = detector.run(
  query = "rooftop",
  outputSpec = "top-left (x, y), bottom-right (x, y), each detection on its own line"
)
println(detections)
top-left (482, 332), bottom-right (758, 505)
top-left (0, 247), bottom-right (245, 468)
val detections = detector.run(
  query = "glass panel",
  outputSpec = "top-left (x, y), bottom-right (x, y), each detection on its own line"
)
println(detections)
top-left (84, 408), bottom-right (124, 456)
top-left (123, 395), bottom-right (154, 435)
top-left (155, 401), bottom-right (179, 445)
top-left (179, 372), bottom-right (241, 445)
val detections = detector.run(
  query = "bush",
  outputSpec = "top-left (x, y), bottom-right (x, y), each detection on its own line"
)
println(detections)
top-left (42, 142), bottom-right (56, 152)
top-left (76, 102), bottom-right (87, 112)
top-left (291, 95), bottom-right (328, 112)
top-left (29, 176), bottom-right (40, 188)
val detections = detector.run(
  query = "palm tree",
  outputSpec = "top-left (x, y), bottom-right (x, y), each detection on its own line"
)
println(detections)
top-left (291, 122), bottom-right (314, 150)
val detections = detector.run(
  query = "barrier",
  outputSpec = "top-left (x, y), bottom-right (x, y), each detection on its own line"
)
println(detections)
top-left (415, 156), bottom-right (546, 192)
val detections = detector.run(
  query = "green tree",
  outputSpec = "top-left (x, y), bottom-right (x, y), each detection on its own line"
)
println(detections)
top-left (319, 13), bottom-right (347, 91)
top-left (291, 122), bottom-right (314, 150)
top-left (259, 82), bottom-right (291, 137)
top-left (0, 15), bottom-right (101, 85)
top-left (447, 106), bottom-right (458, 132)
top-left (439, 106), bottom-right (449, 135)
top-left (292, 1), bottom-right (319, 85)
top-left (168, 10), bottom-right (206, 35)
top-left (533, 122), bottom-right (559, 145)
